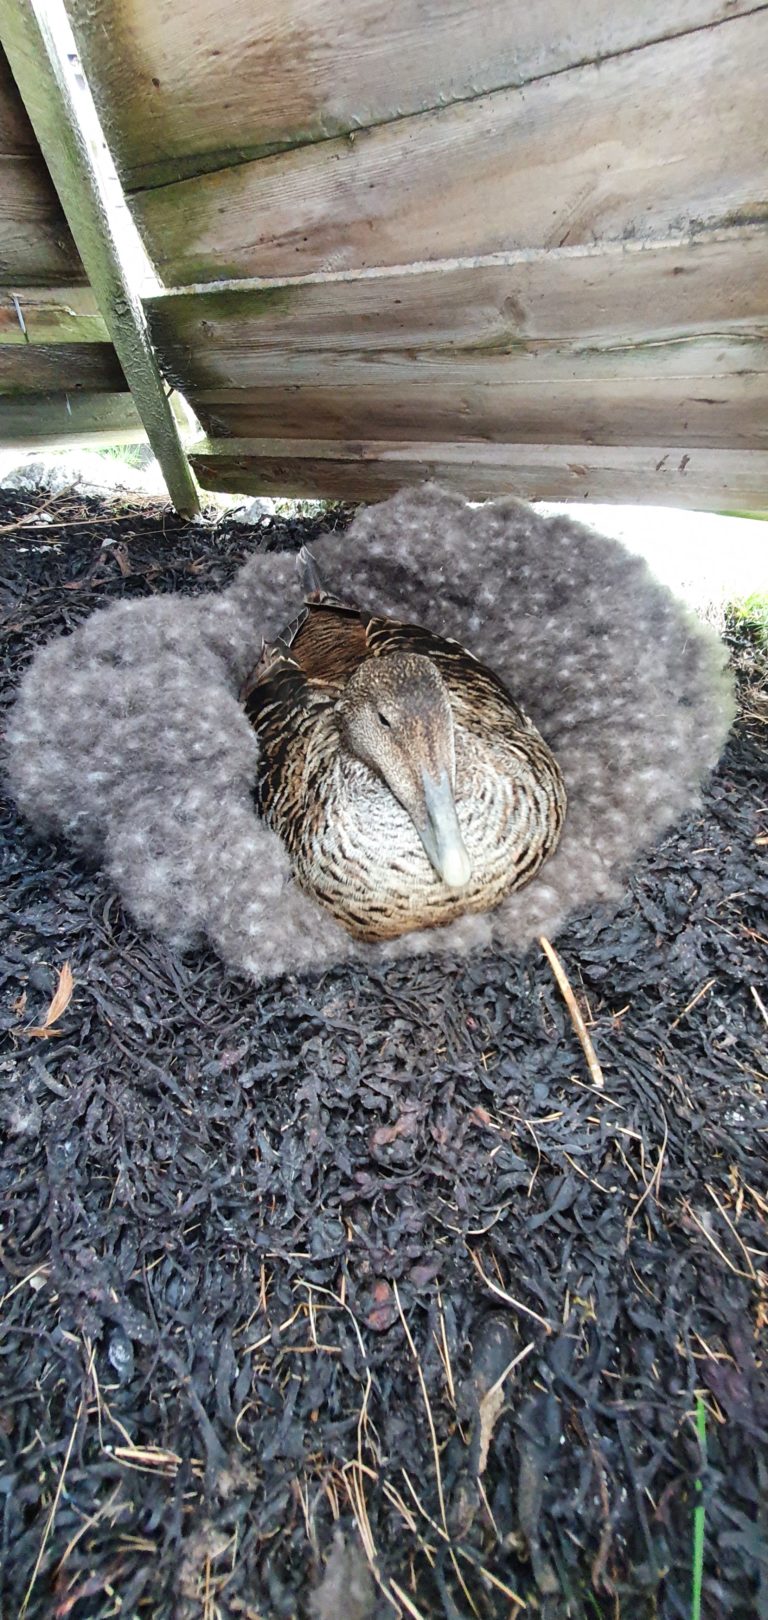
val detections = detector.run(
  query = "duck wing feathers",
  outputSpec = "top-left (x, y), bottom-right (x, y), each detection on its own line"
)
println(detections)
top-left (243, 592), bottom-right (530, 755)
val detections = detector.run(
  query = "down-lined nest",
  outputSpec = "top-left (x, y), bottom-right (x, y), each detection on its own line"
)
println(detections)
top-left (5, 484), bottom-right (735, 981)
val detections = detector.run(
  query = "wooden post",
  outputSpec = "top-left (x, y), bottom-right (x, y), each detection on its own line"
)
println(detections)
top-left (0, 0), bottom-right (201, 515)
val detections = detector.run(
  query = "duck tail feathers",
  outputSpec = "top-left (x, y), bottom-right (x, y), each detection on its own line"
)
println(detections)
top-left (297, 546), bottom-right (326, 599)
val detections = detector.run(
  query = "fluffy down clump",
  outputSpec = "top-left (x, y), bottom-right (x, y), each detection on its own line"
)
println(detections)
top-left (5, 484), bottom-right (735, 981)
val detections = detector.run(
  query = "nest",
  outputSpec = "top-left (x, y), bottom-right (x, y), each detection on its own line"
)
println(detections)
top-left (5, 484), bottom-right (734, 980)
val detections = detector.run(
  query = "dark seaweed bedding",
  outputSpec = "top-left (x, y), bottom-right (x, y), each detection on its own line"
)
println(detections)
top-left (1, 491), bottom-right (766, 1620)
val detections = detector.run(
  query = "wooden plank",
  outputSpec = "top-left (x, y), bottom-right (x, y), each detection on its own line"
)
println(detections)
top-left (67, 0), bottom-right (760, 191)
top-left (145, 233), bottom-right (768, 363)
top-left (0, 284), bottom-right (107, 342)
top-left (0, 155), bottom-right (86, 283)
top-left (165, 329), bottom-right (768, 399)
top-left (0, 45), bottom-right (85, 282)
top-left (189, 438), bottom-right (768, 509)
top-left (171, 328), bottom-right (768, 395)
top-left (0, 340), bottom-right (125, 392)
top-left (0, 40), bottom-right (34, 151)
top-left (190, 375), bottom-right (768, 453)
top-left (0, 388), bottom-right (143, 445)
top-left (127, 9), bottom-right (768, 284)
top-left (151, 235), bottom-right (768, 451)
top-left (0, 0), bottom-right (199, 514)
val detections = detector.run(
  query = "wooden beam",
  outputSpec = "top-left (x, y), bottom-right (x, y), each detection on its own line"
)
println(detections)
top-left (0, 0), bottom-right (200, 513)
top-left (189, 437), bottom-right (768, 510)
top-left (148, 235), bottom-right (768, 450)
top-left (0, 388), bottom-right (143, 445)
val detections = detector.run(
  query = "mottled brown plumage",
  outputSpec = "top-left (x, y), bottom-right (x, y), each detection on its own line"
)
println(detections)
top-left (241, 552), bottom-right (566, 941)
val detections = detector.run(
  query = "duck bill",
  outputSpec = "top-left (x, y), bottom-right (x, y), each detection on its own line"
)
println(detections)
top-left (419, 770), bottom-right (472, 889)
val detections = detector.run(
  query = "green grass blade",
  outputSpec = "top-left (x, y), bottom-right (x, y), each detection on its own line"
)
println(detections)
top-left (691, 1395), bottom-right (708, 1620)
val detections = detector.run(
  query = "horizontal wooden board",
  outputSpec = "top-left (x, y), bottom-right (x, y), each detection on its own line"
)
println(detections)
top-left (189, 438), bottom-right (768, 508)
top-left (145, 233), bottom-right (768, 364)
top-left (0, 156), bottom-right (86, 284)
top-left (129, 10), bottom-right (768, 283)
top-left (0, 390), bottom-right (143, 446)
top-left (68, 0), bottom-right (759, 191)
top-left (0, 342), bottom-right (126, 394)
top-left (168, 328), bottom-right (768, 391)
top-left (0, 285), bottom-right (108, 343)
top-left (190, 371), bottom-right (768, 452)
top-left (151, 235), bottom-right (768, 451)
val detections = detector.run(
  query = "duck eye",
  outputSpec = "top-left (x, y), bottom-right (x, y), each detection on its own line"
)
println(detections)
top-left (377, 711), bottom-right (391, 729)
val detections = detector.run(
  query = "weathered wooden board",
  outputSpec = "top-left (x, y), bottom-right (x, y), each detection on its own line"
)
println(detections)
top-left (0, 156), bottom-right (86, 285)
top-left (127, 10), bottom-right (768, 284)
top-left (146, 233), bottom-right (768, 362)
top-left (0, 390), bottom-right (143, 445)
top-left (0, 285), bottom-right (107, 343)
top-left (0, 342), bottom-right (125, 394)
top-left (0, 45), bottom-right (85, 285)
top-left (164, 327), bottom-right (768, 391)
top-left (191, 371), bottom-right (768, 452)
top-left (0, 39), bottom-right (35, 153)
top-left (67, 0), bottom-right (760, 191)
top-left (190, 438), bottom-right (768, 508)
top-left (159, 318), bottom-right (768, 403)
top-left (150, 232), bottom-right (768, 451)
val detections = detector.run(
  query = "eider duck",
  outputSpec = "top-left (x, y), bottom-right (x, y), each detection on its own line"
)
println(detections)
top-left (241, 550), bottom-right (566, 942)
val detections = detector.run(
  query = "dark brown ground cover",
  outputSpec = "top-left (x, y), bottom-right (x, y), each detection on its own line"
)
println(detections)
top-left (0, 490), bottom-right (766, 1620)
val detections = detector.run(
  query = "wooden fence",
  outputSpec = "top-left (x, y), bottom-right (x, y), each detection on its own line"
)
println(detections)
top-left (3, 0), bottom-right (768, 508)
top-left (0, 42), bottom-right (142, 449)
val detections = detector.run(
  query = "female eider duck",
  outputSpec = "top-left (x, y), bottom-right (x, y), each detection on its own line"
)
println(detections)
top-left (241, 551), bottom-right (566, 942)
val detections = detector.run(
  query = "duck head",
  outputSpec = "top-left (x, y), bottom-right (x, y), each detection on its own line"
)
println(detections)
top-left (337, 653), bottom-right (472, 889)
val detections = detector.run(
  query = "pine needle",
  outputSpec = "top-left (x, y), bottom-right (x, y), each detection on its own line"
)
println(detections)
top-left (539, 936), bottom-right (604, 1088)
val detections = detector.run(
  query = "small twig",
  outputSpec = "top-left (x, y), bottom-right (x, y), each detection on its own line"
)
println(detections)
top-left (388, 1580), bottom-right (429, 1620)
top-left (394, 1284), bottom-right (481, 1618)
top-left (539, 935), bottom-right (604, 1088)
top-left (706, 1183), bottom-right (758, 1281)
top-left (468, 1249), bottom-right (553, 1332)
top-left (669, 977), bottom-right (716, 1032)
top-left (627, 1113), bottom-right (669, 1231)
top-left (0, 492), bottom-right (69, 533)
top-left (434, 1288), bottom-right (456, 1408)
top-left (401, 1472), bottom-right (526, 1608)
top-left (20, 1397), bottom-right (84, 1617)
top-left (750, 986), bottom-right (768, 1029)
top-left (482, 1341), bottom-right (536, 1404)
top-left (683, 1202), bottom-right (754, 1279)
